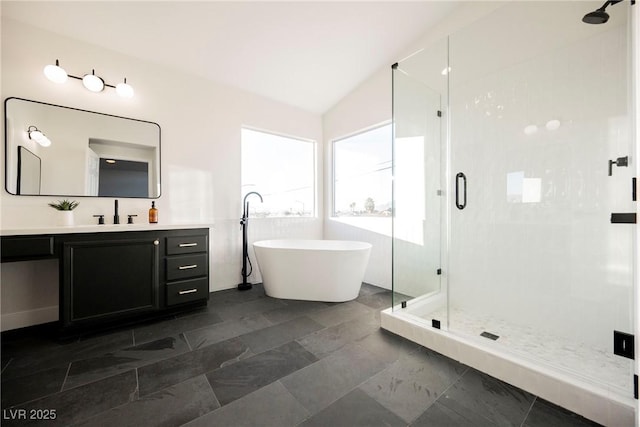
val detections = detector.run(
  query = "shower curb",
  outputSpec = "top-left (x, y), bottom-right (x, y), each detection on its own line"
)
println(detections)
top-left (381, 307), bottom-right (635, 426)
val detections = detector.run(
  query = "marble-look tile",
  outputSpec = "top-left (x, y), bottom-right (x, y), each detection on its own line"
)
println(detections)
top-left (137, 337), bottom-right (252, 396)
top-left (1, 370), bottom-right (137, 427)
top-left (133, 311), bottom-right (223, 344)
top-left (239, 316), bottom-right (324, 354)
top-left (184, 314), bottom-right (272, 350)
top-left (523, 398), bottom-right (601, 427)
top-left (297, 311), bottom-right (379, 359)
top-left (1, 329), bottom-right (133, 381)
top-left (206, 284), bottom-right (267, 308)
top-left (410, 401), bottom-right (491, 427)
top-left (184, 381), bottom-right (309, 427)
top-left (281, 342), bottom-right (387, 415)
top-left (261, 300), bottom-right (328, 324)
top-left (359, 283), bottom-right (388, 296)
top-left (1, 364), bottom-right (69, 408)
top-left (438, 368), bottom-right (536, 427)
top-left (355, 328), bottom-right (422, 365)
top-left (206, 340), bottom-right (317, 406)
top-left (300, 388), bottom-right (406, 427)
top-left (63, 334), bottom-right (190, 390)
top-left (360, 347), bottom-right (468, 423)
top-left (73, 375), bottom-right (219, 427)
top-left (306, 300), bottom-right (373, 328)
top-left (356, 289), bottom-right (393, 310)
top-left (213, 297), bottom-right (287, 321)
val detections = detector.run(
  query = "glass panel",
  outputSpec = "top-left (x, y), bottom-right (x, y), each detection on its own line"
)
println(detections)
top-left (448, 1), bottom-right (633, 394)
top-left (392, 39), bottom-right (447, 312)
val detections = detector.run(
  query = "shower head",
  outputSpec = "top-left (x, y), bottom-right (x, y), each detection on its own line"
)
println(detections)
top-left (582, 0), bottom-right (624, 24)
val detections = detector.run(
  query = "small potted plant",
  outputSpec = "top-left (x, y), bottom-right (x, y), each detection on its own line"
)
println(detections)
top-left (48, 199), bottom-right (79, 226)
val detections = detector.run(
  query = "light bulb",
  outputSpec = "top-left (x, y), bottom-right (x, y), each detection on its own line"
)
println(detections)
top-left (43, 60), bottom-right (68, 84)
top-left (29, 129), bottom-right (44, 141)
top-left (38, 136), bottom-right (52, 147)
top-left (116, 78), bottom-right (134, 98)
top-left (82, 70), bottom-right (104, 92)
top-left (28, 128), bottom-right (51, 147)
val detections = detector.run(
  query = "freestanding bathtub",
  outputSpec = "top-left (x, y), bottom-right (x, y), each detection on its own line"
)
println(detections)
top-left (253, 239), bottom-right (372, 302)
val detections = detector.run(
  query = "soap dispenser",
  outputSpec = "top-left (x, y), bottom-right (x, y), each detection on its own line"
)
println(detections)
top-left (149, 201), bottom-right (158, 224)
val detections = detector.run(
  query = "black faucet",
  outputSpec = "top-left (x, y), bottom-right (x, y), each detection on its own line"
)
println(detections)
top-left (114, 199), bottom-right (119, 224)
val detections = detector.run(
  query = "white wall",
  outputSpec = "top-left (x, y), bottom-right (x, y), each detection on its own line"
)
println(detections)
top-left (322, 2), bottom-right (501, 289)
top-left (0, 18), bottom-right (323, 330)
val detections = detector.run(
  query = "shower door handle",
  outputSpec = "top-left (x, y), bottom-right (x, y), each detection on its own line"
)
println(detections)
top-left (455, 172), bottom-right (467, 210)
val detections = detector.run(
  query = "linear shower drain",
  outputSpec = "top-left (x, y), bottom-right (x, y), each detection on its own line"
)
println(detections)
top-left (480, 331), bottom-right (500, 341)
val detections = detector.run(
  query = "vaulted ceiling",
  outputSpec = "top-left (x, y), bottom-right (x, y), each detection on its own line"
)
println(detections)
top-left (1, 1), bottom-right (461, 113)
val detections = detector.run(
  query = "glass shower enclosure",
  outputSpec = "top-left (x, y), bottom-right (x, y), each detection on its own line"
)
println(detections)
top-left (391, 0), bottom-right (635, 409)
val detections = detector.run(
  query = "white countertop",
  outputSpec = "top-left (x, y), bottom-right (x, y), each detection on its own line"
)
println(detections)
top-left (0, 223), bottom-right (213, 236)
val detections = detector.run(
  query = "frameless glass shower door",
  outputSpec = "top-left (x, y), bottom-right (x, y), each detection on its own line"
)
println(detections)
top-left (446, 1), bottom-right (634, 393)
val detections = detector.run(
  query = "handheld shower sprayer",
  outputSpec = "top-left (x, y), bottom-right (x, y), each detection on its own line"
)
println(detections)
top-left (238, 191), bottom-right (263, 291)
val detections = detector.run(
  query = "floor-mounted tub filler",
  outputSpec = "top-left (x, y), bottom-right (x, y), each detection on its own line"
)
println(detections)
top-left (253, 239), bottom-right (371, 302)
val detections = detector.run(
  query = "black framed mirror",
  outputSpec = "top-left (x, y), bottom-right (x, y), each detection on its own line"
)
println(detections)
top-left (5, 97), bottom-right (161, 198)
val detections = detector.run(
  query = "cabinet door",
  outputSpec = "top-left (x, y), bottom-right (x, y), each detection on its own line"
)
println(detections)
top-left (62, 237), bottom-right (159, 326)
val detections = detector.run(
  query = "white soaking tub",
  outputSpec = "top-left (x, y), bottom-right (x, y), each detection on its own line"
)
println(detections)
top-left (253, 239), bottom-right (372, 302)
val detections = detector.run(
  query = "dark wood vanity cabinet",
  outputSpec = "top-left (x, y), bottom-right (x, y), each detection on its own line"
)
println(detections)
top-left (1, 227), bottom-right (209, 335)
top-left (60, 233), bottom-right (161, 328)
top-left (164, 233), bottom-right (209, 306)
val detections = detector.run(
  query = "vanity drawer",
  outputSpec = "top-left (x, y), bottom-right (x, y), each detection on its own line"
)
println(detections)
top-left (166, 235), bottom-right (207, 255)
top-left (166, 278), bottom-right (208, 306)
top-left (1, 236), bottom-right (54, 261)
top-left (166, 253), bottom-right (207, 281)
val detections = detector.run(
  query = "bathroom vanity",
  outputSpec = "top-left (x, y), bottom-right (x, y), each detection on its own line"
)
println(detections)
top-left (1, 225), bottom-right (210, 336)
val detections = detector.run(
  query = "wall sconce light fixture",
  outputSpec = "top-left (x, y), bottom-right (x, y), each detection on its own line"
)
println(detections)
top-left (27, 125), bottom-right (52, 147)
top-left (43, 59), bottom-right (134, 99)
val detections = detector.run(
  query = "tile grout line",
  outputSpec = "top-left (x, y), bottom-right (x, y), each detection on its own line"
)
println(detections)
top-left (520, 396), bottom-right (537, 427)
top-left (135, 367), bottom-right (140, 399)
top-left (406, 365), bottom-right (471, 425)
top-left (183, 333), bottom-right (193, 351)
top-left (60, 362), bottom-right (72, 392)
top-left (1, 357), bottom-right (13, 375)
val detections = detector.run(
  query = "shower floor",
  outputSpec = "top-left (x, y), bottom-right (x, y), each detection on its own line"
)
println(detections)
top-left (414, 306), bottom-right (631, 395)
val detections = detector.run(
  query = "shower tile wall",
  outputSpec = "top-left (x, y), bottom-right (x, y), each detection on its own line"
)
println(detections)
top-left (447, 1), bottom-right (632, 358)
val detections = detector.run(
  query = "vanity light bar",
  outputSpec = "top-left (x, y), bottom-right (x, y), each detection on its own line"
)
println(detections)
top-left (43, 59), bottom-right (134, 99)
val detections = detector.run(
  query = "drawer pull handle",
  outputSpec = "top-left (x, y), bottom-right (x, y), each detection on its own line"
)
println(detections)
top-left (179, 243), bottom-right (198, 247)
top-left (178, 264), bottom-right (198, 270)
top-left (178, 289), bottom-right (198, 295)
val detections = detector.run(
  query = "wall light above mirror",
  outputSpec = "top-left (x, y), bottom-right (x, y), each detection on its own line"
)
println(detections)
top-left (5, 97), bottom-right (161, 198)
top-left (44, 59), bottom-right (134, 99)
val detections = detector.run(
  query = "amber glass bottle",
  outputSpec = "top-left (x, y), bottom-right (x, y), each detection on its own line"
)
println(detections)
top-left (149, 201), bottom-right (158, 223)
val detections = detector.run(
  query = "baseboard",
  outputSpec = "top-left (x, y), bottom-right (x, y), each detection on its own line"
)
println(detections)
top-left (1, 306), bottom-right (59, 332)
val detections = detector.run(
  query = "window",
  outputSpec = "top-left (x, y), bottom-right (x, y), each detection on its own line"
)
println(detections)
top-left (333, 124), bottom-right (392, 217)
top-left (241, 127), bottom-right (315, 217)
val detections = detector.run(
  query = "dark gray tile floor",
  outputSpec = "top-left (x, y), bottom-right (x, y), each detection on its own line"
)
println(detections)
top-left (1, 283), bottom-right (601, 427)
